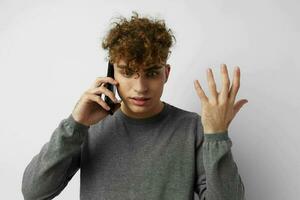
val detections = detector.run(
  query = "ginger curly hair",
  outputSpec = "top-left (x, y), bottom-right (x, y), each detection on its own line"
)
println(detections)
top-left (101, 11), bottom-right (176, 72)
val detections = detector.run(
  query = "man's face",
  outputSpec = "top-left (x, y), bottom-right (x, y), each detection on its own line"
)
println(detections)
top-left (113, 58), bottom-right (171, 119)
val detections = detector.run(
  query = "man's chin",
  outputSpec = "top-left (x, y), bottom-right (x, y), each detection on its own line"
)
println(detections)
top-left (121, 99), bottom-right (151, 114)
top-left (128, 103), bottom-right (150, 112)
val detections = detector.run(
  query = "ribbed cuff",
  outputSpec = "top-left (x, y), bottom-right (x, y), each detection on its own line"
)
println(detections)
top-left (204, 130), bottom-right (230, 141)
top-left (66, 114), bottom-right (90, 130)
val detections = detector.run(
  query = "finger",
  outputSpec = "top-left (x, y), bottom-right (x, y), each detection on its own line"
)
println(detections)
top-left (90, 85), bottom-right (118, 103)
top-left (87, 93), bottom-right (111, 111)
top-left (233, 99), bottom-right (248, 116)
top-left (229, 66), bottom-right (240, 104)
top-left (90, 77), bottom-right (118, 89)
top-left (194, 80), bottom-right (208, 103)
top-left (220, 64), bottom-right (230, 103)
top-left (206, 67), bottom-right (218, 104)
top-left (112, 101), bottom-right (122, 112)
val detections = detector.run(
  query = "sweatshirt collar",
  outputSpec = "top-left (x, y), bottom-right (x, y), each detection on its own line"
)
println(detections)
top-left (115, 101), bottom-right (169, 125)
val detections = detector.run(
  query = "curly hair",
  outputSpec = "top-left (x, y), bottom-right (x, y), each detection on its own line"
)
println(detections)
top-left (101, 11), bottom-right (176, 72)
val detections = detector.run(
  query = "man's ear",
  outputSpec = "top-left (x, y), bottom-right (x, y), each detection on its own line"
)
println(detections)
top-left (164, 64), bottom-right (171, 83)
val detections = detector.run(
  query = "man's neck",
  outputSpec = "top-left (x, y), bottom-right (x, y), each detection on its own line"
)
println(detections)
top-left (120, 100), bottom-right (164, 119)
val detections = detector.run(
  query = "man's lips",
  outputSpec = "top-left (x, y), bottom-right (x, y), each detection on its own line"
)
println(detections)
top-left (130, 97), bottom-right (150, 100)
top-left (130, 97), bottom-right (150, 106)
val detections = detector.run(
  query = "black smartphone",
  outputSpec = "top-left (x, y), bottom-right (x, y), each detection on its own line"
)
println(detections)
top-left (104, 61), bottom-right (116, 115)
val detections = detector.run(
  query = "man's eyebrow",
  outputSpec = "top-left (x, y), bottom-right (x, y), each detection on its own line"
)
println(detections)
top-left (117, 64), bottom-right (163, 71)
top-left (116, 65), bottom-right (127, 69)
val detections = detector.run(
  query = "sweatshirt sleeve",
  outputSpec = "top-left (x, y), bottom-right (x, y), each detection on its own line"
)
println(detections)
top-left (194, 114), bottom-right (246, 200)
top-left (21, 114), bottom-right (90, 200)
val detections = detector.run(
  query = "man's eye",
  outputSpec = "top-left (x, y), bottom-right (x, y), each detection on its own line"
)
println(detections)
top-left (121, 70), bottom-right (134, 76)
top-left (147, 71), bottom-right (159, 77)
top-left (120, 70), bottom-right (160, 78)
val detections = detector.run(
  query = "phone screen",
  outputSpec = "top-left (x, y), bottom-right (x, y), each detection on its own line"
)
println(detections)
top-left (104, 61), bottom-right (116, 115)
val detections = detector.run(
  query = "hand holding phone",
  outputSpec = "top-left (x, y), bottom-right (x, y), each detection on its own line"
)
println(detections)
top-left (71, 61), bottom-right (121, 126)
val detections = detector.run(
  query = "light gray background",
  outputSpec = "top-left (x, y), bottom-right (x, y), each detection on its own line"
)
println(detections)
top-left (1, 0), bottom-right (299, 199)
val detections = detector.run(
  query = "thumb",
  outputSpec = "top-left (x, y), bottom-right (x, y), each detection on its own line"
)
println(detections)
top-left (112, 100), bottom-right (122, 113)
top-left (234, 99), bottom-right (248, 113)
top-left (227, 99), bottom-right (248, 128)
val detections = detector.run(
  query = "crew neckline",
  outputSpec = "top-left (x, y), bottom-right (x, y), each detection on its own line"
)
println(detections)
top-left (115, 101), bottom-right (170, 125)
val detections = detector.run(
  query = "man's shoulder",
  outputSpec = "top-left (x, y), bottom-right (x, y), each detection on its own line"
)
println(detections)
top-left (166, 102), bottom-right (200, 121)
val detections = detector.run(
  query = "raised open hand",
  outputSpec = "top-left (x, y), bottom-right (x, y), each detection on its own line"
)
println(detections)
top-left (194, 64), bottom-right (248, 134)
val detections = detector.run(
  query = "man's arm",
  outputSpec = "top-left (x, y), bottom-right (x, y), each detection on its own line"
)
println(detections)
top-left (22, 114), bottom-right (90, 200)
top-left (194, 115), bottom-right (246, 200)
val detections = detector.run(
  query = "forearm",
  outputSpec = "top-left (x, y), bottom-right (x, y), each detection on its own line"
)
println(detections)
top-left (202, 131), bottom-right (245, 200)
top-left (22, 114), bottom-right (89, 200)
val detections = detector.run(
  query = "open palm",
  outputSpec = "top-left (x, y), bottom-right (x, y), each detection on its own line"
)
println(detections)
top-left (193, 64), bottom-right (248, 134)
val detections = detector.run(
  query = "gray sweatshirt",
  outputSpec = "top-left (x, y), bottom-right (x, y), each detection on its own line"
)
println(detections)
top-left (22, 101), bottom-right (245, 200)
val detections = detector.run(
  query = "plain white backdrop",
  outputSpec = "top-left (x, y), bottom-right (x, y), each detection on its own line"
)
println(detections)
top-left (1, 0), bottom-right (299, 199)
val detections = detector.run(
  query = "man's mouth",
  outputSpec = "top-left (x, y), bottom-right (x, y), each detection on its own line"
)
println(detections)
top-left (130, 97), bottom-right (151, 106)
top-left (131, 97), bottom-right (150, 100)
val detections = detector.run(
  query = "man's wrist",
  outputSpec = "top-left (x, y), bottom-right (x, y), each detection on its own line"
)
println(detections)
top-left (204, 130), bottom-right (229, 141)
top-left (203, 128), bottom-right (227, 134)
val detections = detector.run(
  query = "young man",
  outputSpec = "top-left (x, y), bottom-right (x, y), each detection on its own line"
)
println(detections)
top-left (22, 11), bottom-right (247, 200)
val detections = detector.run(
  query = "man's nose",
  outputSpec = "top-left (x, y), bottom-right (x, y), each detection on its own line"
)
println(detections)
top-left (132, 72), bottom-right (149, 92)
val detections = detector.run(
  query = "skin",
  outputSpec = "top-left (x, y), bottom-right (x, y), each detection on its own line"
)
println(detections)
top-left (113, 59), bottom-right (171, 119)
top-left (194, 64), bottom-right (248, 134)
